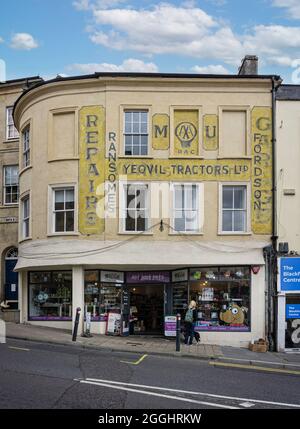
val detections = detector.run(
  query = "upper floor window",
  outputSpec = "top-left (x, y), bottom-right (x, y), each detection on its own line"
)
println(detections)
top-left (124, 111), bottom-right (148, 156)
top-left (6, 107), bottom-right (19, 140)
top-left (22, 126), bottom-right (30, 168)
top-left (53, 188), bottom-right (75, 233)
top-left (22, 195), bottom-right (30, 239)
top-left (122, 183), bottom-right (149, 232)
top-left (173, 184), bottom-right (200, 233)
top-left (4, 165), bottom-right (19, 205)
top-left (222, 185), bottom-right (247, 233)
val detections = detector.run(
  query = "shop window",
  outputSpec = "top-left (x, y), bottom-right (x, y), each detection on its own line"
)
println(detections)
top-left (29, 271), bottom-right (72, 320)
top-left (84, 270), bottom-right (122, 320)
top-left (6, 107), bottom-right (19, 140)
top-left (53, 187), bottom-right (75, 232)
top-left (222, 185), bottom-right (247, 233)
top-left (173, 184), bottom-right (200, 233)
top-left (122, 183), bottom-right (149, 232)
top-left (189, 266), bottom-right (251, 332)
top-left (172, 282), bottom-right (188, 318)
top-left (3, 165), bottom-right (19, 205)
top-left (124, 110), bottom-right (148, 156)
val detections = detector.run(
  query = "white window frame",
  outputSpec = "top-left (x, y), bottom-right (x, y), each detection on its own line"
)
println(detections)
top-left (22, 125), bottom-right (30, 168)
top-left (123, 110), bottom-right (149, 156)
top-left (3, 165), bottom-right (19, 205)
top-left (218, 182), bottom-right (251, 235)
top-left (170, 182), bottom-right (204, 234)
top-left (119, 181), bottom-right (151, 234)
top-left (21, 194), bottom-right (30, 240)
top-left (6, 107), bottom-right (19, 140)
top-left (48, 184), bottom-right (78, 235)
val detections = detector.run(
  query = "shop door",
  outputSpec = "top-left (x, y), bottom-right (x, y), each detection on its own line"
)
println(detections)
top-left (285, 295), bottom-right (300, 350)
top-left (5, 248), bottom-right (18, 307)
top-left (128, 284), bottom-right (164, 335)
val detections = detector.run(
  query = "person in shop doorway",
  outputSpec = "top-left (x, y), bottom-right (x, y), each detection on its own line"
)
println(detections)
top-left (184, 300), bottom-right (197, 345)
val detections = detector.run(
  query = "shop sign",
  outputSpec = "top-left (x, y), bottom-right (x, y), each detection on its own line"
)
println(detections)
top-left (172, 269), bottom-right (188, 282)
top-left (279, 257), bottom-right (300, 292)
top-left (164, 316), bottom-right (177, 337)
top-left (174, 110), bottom-right (199, 157)
top-left (286, 304), bottom-right (300, 319)
top-left (203, 114), bottom-right (218, 151)
top-left (101, 270), bottom-right (124, 283)
top-left (106, 311), bottom-right (121, 336)
top-left (126, 271), bottom-right (170, 283)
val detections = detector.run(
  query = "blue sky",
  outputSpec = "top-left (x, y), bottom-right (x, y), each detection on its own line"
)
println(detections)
top-left (1, 0), bottom-right (300, 82)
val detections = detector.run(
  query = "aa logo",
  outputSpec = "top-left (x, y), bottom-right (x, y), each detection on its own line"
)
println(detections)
top-left (175, 122), bottom-right (197, 147)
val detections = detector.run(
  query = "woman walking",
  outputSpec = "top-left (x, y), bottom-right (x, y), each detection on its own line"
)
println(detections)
top-left (184, 300), bottom-right (197, 345)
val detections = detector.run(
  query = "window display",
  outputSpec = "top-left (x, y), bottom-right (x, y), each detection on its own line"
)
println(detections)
top-left (84, 270), bottom-right (122, 321)
top-left (189, 267), bottom-right (250, 332)
top-left (29, 271), bottom-right (72, 320)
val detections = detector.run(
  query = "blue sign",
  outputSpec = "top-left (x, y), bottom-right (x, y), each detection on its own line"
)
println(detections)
top-left (286, 304), bottom-right (300, 319)
top-left (279, 258), bottom-right (300, 292)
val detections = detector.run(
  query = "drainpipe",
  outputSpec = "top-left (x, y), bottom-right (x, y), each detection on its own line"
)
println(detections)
top-left (269, 77), bottom-right (280, 351)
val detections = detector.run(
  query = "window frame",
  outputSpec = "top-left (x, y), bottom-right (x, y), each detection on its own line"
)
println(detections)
top-left (3, 165), bottom-right (19, 206)
top-left (123, 109), bottom-right (149, 156)
top-left (48, 184), bottom-right (78, 235)
top-left (170, 182), bottom-right (204, 235)
top-left (22, 125), bottom-right (31, 168)
top-left (218, 182), bottom-right (251, 235)
top-left (6, 106), bottom-right (19, 140)
top-left (119, 181), bottom-right (151, 234)
top-left (21, 194), bottom-right (30, 240)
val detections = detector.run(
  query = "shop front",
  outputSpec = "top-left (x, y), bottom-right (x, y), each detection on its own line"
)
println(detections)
top-left (277, 257), bottom-right (300, 351)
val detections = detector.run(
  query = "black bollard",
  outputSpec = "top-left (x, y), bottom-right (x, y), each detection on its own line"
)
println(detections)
top-left (176, 313), bottom-right (181, 352)
top-left (72, 307), bottom-right (81, 342)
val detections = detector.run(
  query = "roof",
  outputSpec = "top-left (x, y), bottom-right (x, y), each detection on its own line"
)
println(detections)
top-left (276, 84), bottom-right (300, 100)
top-left (0, 76), bottom-right (43, 87)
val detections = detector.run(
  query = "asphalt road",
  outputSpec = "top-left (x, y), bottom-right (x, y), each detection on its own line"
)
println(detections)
top-left (0, 338), bottom-right (300, 410)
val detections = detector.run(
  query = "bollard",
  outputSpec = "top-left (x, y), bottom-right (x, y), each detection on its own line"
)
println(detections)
top-left (176, 313), bottom-right (181, 352)
top-left (72, 307), bottom-right (81, 342)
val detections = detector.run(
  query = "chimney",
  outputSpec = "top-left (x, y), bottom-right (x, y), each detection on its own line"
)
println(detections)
top-left (238, 55), bottom-right (258, 75)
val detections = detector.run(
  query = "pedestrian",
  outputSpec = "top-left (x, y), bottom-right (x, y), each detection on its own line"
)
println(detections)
top-left (184, 300), bottom-right (197, 345)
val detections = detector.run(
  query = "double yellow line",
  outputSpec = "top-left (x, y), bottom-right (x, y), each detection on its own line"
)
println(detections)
top-left (210, 361), bottom-right (300, 375)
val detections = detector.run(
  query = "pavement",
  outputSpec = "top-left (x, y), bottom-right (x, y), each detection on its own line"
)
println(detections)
top-left (4, 322), bottom-right (300, 371)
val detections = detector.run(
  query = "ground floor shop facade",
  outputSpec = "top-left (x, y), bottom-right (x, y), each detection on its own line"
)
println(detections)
top-left (16, 239), bottom-right (268, 348)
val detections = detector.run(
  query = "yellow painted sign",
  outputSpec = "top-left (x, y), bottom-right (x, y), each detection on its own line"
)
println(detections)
top-left (152, 114), bottom-right (169, 150)
top-left (203, 115), bottom-right (218, 151)
top-left (251, 107), bottom-right (272, 234)
top-left (174, 110), bottom-right (199, 157)
top-left (107, 158), bottom-right (250, 181)
top-left (79, 106), bottom-right (105, 234)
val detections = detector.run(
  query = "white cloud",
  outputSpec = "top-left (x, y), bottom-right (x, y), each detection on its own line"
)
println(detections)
top-left (0, 37), bottom-right (4, 44)
top-left (272, 0), bottom-right (300, 20)
top-left (68, 58), bottom-right (159, 74)
top-left (191, 64), bottom-right (229, 74)
top-left (73, 0), bottom-right (90, 10)
top-left (10, 33), bottom-right (39, 50)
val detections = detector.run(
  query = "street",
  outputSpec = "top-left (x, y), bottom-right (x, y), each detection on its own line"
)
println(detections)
top-left (0, 338), bottom-right (299, 410)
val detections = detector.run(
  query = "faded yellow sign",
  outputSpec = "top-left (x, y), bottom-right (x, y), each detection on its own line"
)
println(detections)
top-left (174, 110), bottom-right (199, 157)
top-left (109, 158), bottom-right (250, 181)
top-left (251, 107), bottom-right (272, 235)
top-left (203, 115), bottom-right (218, 151)
top-left (79, 106), bottom-right (105, 235)
top-left (152, 114), bottom-right (169, 150)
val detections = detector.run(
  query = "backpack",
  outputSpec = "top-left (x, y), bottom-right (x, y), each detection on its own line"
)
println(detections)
top-left (185, 308), bottom-right (194, 323)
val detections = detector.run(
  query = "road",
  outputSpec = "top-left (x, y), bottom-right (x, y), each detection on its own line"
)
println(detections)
top-left (0, 338), bottom-right (300, 410)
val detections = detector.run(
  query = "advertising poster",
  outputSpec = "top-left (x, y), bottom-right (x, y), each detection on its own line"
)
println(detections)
top-left (106, 311), bottom-right (121, 336)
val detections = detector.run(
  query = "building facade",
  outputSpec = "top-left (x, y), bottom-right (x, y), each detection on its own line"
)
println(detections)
top-left (13, 71), bottom-right (280, 347)
top-left (0, 77), bottom-right (42, 321)
top-left (276, 85), bottom-right (300, 351)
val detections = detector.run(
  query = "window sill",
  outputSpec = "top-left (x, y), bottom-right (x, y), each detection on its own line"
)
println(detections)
top-left (48, 157), bottom-right (79, 163)
top-left (217, 156), bottom-right (252, 160)
top-left (168, 156), bottom-right (205, 160)
top-left (47, 232), bottom-right (80, 237)
top-left (218, 232), bottom-right (252, 236)
top-left (19, 165), bottom-right (32, 177)
top-left (169, 232), bottom-right (204, 236)
top-left (0, 204), bottom-right (18, 209)
top-left (118, 155), bottom-right (153, 159)
top-left (118, 231), bottom-right (154, 235)
top-left (3, 139), bottom-right (19, 144)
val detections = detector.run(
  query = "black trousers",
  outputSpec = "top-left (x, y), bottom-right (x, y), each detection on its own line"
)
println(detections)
top-left (184, 322), bottom-right (194, 345)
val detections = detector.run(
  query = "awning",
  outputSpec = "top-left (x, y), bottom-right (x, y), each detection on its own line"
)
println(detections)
top-left (15, 238), bottom-right (268, 271)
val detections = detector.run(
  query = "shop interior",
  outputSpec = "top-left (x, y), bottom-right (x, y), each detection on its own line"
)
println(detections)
top-left (128, 284), bottom-right (164, 335)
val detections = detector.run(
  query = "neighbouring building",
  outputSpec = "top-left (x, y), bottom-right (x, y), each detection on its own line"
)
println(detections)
top-left (0, 76), bottom-right (42, 321)
top-left (276, 85), bottom-right (300, 351)
top-left (12, 61), bottom-right (281, 347)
